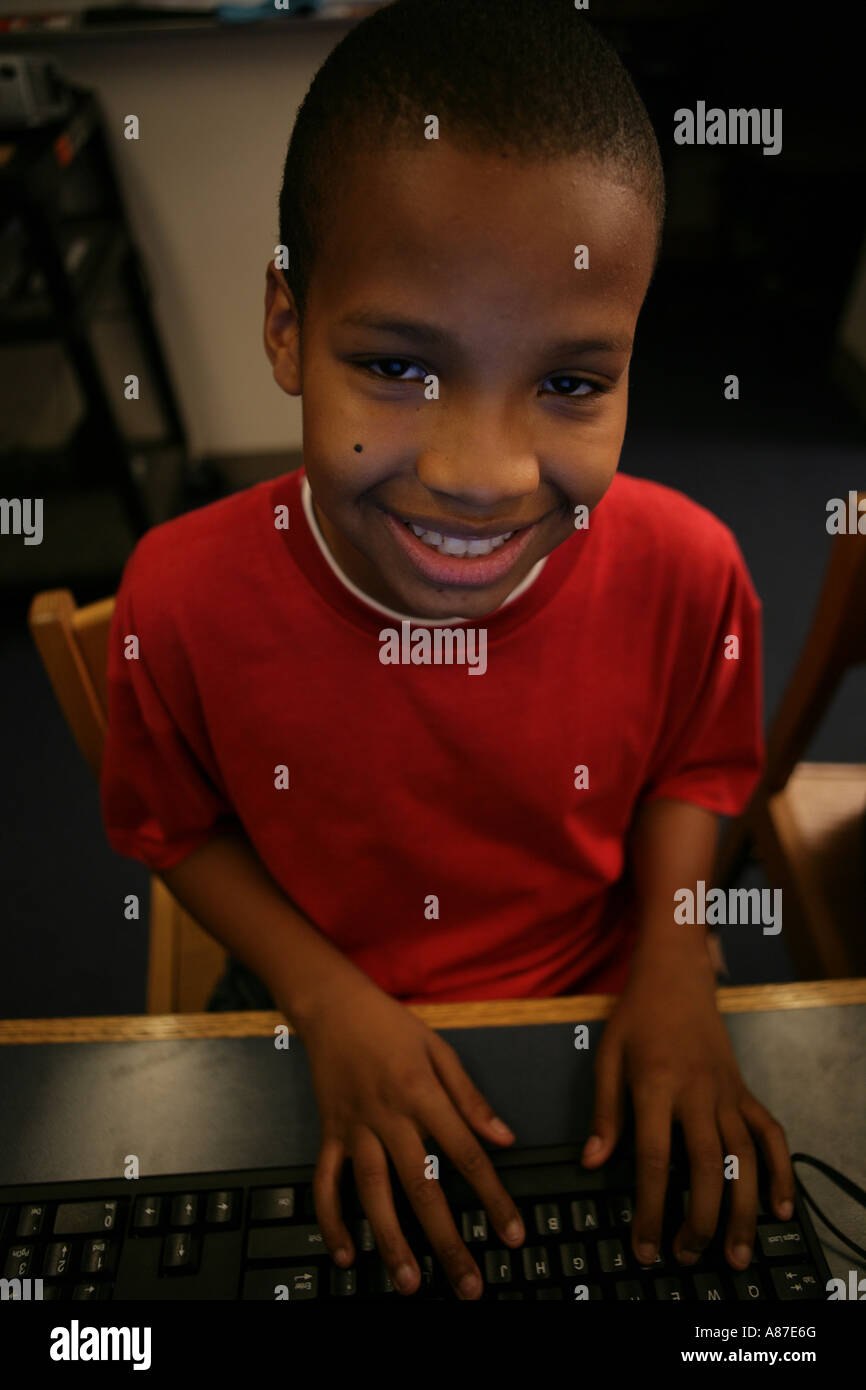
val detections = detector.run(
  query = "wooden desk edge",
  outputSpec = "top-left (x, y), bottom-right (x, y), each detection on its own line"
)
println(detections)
top-left (0, 979), bottom-right (864, 1044)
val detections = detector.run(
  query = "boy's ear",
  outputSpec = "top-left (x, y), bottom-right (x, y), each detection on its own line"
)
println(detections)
top-left (263, 260), bottom-right (302, 395)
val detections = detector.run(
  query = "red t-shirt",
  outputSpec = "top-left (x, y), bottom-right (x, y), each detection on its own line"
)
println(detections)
top-left (99, 467), bottom-right (764, 1002)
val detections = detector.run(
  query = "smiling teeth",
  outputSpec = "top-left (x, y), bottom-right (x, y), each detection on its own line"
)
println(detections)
top-left (408, 522), bottom-right (514, 556)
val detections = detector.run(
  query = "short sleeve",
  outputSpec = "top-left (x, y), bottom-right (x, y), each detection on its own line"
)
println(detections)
top-left (99, 544), bottom-right (236, 871)
top-left (640, 534), bottom-right (765, 817)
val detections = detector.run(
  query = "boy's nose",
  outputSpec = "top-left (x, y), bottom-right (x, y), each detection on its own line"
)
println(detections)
top-left (415, 445), bottom-right (540, 509)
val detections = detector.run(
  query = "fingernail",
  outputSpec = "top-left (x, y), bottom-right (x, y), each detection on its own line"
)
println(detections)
top-left (637, 1243), bottom-right (656, 1264)
top-left (458, 1272), bottom-right (482, 1299)
top-left (778, 1200), bottom-right (793, 1220)
top-left (395, 1263), bottom-right (415, 1293)
top-left (677, 1248), bottom-right (700, 1265)
top-left (582, 1135), bottom-right (604, 1161)
top-left (733, 1244), bottom-right (752, 1267)
top-left (489, 1117), bottom-right (513, 1141)
top-left (504, 1218), bottom-right (524, 1244)
top-left (334, 1247), bottom-right (351, 1266)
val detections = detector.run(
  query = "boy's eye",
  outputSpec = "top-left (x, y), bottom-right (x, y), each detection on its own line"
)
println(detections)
top-left (363, 358), bottom-right (424, 380)
top-left (543, 375), bottom-right (597, 398)
top-left (360, 361), bottom-right (601, 397)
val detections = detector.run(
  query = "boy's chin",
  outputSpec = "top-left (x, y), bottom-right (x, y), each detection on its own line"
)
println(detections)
top-left (384, 577), bottom-right (514, 620)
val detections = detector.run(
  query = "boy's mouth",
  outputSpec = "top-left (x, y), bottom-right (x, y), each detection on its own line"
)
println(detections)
top-left (380, 507), bottom-right (540, 589)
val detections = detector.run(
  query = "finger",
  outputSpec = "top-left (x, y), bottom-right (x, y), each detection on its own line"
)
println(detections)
top-left (427, 1034), bottom-right (516, 1146)
top-left (740, 1092), bottom-right (796, 1221)
top-left (630, 1080), bottom-right (673, 1266)
top-left (674, 1095), bottom-right (724, 1265)
top-left (388, 1120), bottom-right (487, 1300)
top-left (350, 1126), bottom-right (422, 1296)
top-left (312, 1136), bottom-right (354, 1266)
top-left (717, 1107), bottom-right (758, 1270)
top-left (582, 1029), bottom-right (625, 1167)
top-left (415, 1085), bottom-right (525, 1250)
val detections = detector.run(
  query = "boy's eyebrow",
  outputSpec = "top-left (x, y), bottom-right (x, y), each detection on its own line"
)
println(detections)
top-left (340, 308), bottom-right (631, 356)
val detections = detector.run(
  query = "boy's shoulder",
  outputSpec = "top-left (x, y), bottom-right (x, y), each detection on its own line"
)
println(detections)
top-left (119, 477), bottom-right (276, 604)
top-left (600, 472), bottom-right (755, 596)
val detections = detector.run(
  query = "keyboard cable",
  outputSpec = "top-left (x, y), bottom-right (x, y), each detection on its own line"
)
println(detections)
top-left (790, 1153), bottom-right (866, 1262)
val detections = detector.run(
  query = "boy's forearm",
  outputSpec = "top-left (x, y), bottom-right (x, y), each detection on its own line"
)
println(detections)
top-left (158, 828), bottom-right (367, 1026)
top-left (628, 796), bottom-right (719, 972)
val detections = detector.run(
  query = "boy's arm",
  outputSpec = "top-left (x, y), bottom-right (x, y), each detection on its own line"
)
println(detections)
top-left (158, 826), bottom-right (527, 1298)
top-left (158, 828), bottom-right (371, 1028)
top-left (581, 796), bottom-right (796, 1272)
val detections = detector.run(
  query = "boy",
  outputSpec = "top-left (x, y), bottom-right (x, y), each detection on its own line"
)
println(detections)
top-left (100, 0), bottom-right (796, 1300)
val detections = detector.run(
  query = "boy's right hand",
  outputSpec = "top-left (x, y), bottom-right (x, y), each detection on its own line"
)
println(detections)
top-left (285, 970), bottom-right (526, 1298)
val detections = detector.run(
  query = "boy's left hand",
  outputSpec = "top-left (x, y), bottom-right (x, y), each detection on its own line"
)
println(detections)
top-left (580, 945), bottom-right (796, 1272)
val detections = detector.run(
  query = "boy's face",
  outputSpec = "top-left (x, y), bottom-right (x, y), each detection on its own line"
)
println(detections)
top-left (264, 143), bottom-right (657, 619)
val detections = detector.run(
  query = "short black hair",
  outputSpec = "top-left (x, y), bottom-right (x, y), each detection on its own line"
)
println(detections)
top-left (278, 0), bottom-right (665, 327)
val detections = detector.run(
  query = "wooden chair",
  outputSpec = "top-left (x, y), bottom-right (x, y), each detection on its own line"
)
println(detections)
top-left (714, 491), bottom-right (866, 978)
top-left (27, 589), bottom-right (227, 1013)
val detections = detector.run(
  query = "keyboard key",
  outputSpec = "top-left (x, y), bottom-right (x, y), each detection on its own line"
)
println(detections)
top-left (330, 1265), bottom-right (358, 1297)
top-left (4, 1245), bottom-right (34, 1278)
top-left (733, 1271), bottom-right (766, 1300)
top-left (484, 1250), bottom-right (512, 1284)
top-left (560, 1242), bottom-right (589, 1276)
top-left (16, 1204), bottom-right (46, 1238)
top-left (247, 1224), bottom-right (326, 1260)
top-left (608, 1197), bottom-right (633, 1228)
top-left (770, 1265), bottom-right (822, 1300)
top-left (616, 1279), bottom-right (645, 1299)
top-left (598, 1238), bottom-right (627, 1274)
top-left (461, 1210), bottom-right (488, 1243)
top-left (161, 1232), bottom-right (198, 1272)
top-left (366, 1261), bottom-right (398, 1296)
top-left (81, 1238), bottom-right (116, 1276)
top-left (43, 1242), bottom-right (73, 1278)
top-left (533, 1203), bottom-right (562, 1237)
top-left (206, 1191), bottom-right (235, 1224)
top-left (571, 1199), bottom-right (599, 1232)
top-left (250, 1187), bottom-right (295, 1222)
top-left (654, 1277), bottom-right (685, 1300)
top-left (133, 1196), bottom-right (161, 1229)
top-left (693, 1274), bottom-right (725, 1300)
top-left (758, 1222), bottom-right (805, 1259)
top-left (637, 1248), bottom-right (667, 1273)
top-left (72, 1283), bottom-right (107, 1300)
top-left (353, 1219), bottom-right (376, 1253)
top-left (535, 1287), bottom-right (563, 1299)
top-left (54, 1200), bottom-right (118, 1236)
top-left (170, 1194), bottom-right (197, 1227)
top-left (521, 1247), bottom-right (551, 1281)
top-left (242, 1267), bottom-right (318, 1300)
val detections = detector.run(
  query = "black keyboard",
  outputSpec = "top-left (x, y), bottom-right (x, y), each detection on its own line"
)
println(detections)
top-left (0, 1143), bottom-right (831, 1301)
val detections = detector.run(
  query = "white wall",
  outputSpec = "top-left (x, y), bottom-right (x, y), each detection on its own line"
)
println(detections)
top-left (47, 27), bottom-right (350, 456)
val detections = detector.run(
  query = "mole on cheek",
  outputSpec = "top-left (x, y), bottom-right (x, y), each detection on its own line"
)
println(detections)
top-left (354, 444), bottom-right (363, 453)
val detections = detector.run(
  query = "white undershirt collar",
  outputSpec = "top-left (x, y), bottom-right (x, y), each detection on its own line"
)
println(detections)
top-left (300, 474), bottom-right (546, 625)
